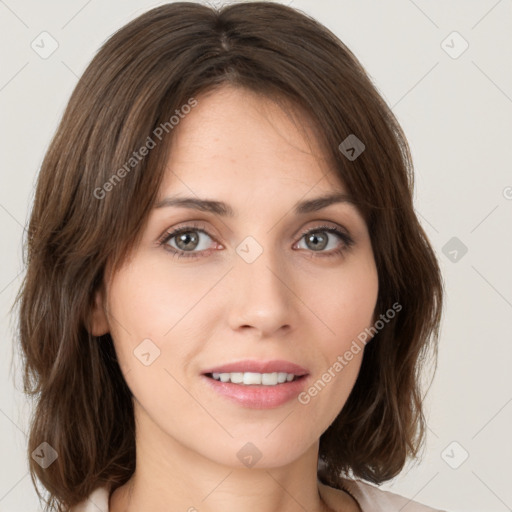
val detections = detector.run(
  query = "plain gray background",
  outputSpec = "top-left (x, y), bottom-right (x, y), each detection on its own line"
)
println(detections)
top-left (1, 1), bottom-right (511, 511)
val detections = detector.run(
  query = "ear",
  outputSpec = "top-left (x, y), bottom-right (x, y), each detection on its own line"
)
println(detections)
top-left (88, 285), bottom-right (110, 336)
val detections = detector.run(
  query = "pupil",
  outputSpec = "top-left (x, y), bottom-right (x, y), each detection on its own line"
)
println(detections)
top-left (177, 232), bottom-right (198, 250)
top-left (308, 232), bottom-right (327, 250)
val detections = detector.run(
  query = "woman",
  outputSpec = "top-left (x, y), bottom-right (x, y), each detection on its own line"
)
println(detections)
top-left (14, 2), bottom-right (445, 511)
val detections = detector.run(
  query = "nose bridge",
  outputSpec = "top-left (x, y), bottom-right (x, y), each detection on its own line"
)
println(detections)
top-left (227, 233), bottom-right (295, 334)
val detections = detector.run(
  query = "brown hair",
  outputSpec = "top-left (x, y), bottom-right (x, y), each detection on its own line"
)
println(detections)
top-left (12, 2), bottom-right (443, 510)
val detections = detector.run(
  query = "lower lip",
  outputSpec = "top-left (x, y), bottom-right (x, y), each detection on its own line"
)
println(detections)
top-left (201, 374), bottom-right (310, 409)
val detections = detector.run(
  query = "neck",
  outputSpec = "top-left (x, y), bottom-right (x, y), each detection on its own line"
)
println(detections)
top-left (109, 401), bottom-right (336, 512)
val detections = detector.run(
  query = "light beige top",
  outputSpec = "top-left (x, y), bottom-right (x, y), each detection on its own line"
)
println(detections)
top-left (70, 479), bottom-right (447, 511)
top-left (340, 478), bottom-right (447, 511)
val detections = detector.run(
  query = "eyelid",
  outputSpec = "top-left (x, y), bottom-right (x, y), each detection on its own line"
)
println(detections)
top-left (295, 222), bottom-right (355, 250)
top-left (156, 220), bottom-right (218, 248)
top-left (157, 219), bottom-right (354, 257)
top-left (297, 220), bottom-right (351, 237)
top-left (158, 218), bottom-right (351, 239)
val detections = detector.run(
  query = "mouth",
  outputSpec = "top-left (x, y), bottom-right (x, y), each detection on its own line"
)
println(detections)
top-left (204, 371), bottom-right (307, 386)
top-left (199, 360), bottom-right (310, 408)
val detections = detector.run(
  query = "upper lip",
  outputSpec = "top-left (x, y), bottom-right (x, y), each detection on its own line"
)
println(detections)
top-left (201, 359), bottom-right (309, 376)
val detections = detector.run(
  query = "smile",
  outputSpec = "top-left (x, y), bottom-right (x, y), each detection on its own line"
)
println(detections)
top-left (207, 371), bottom-right (301, 385)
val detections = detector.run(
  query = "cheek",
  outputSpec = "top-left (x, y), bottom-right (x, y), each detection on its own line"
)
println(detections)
top-left (105, 267), bottom-right (198, 421)
top-left (107, 261), bottom-right (204, 343)
top-left (105, 260), bottom-right (222, 406)
top-left (311, 256), bottom-right (379, 349)
top-left (295, 258), bottom-right (378, 414)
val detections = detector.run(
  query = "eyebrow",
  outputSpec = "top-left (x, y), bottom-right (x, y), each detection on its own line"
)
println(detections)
top-left (153, 193), bottom-right (357, 217)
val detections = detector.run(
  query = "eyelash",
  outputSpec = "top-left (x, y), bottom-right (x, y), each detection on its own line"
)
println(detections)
top-left (157, 221), bottom-right (354, 260)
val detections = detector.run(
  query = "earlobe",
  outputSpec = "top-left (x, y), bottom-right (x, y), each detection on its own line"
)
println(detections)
top-left (88, 287), bottom-right (110, 336)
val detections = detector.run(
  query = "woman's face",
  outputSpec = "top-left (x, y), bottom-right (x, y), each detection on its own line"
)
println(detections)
top-left (92, 85), bottom-right (379, 469)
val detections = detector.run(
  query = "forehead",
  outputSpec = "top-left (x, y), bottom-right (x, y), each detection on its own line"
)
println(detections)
top-left (160, 85), bottom-right (344, 198)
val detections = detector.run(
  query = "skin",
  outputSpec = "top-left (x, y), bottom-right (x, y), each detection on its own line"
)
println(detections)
top-left (90, 85), bottom-right (378, 512)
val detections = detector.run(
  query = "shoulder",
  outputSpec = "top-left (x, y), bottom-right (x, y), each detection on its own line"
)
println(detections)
top-left (68, 486), bottom-right (110, 512)
top-left (339, 477), bottom-right (448, 512)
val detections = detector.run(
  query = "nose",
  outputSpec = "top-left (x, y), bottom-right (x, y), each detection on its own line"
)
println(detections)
top-left (226, 246), bottom-right (297, 338)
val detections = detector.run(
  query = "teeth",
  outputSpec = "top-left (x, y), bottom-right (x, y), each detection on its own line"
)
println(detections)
top-left (245, 372), bottom-right (262, 385)
top-left (210, 371), bottom-right (299, 385)
top-left (229, 372), bottom-right (244, 384)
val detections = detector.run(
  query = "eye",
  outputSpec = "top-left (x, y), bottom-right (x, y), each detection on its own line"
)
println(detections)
top-left (158, 221), bottom-right (218, 259)
top-left (157, 222), bottom-right (354, 260)
top-left (295, 224), bottom-right (354, 259)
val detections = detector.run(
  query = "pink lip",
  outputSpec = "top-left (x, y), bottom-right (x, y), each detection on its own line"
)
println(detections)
top-left (201, 359), bottom-right (309, 376)
top-left (201, 360), bottom-right (311, 409)
top-left (201, 374), bottom-right (310, 409)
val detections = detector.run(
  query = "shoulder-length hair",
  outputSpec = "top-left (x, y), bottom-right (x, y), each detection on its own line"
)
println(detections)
top-left (12, 2), bottom-right (443, 510)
